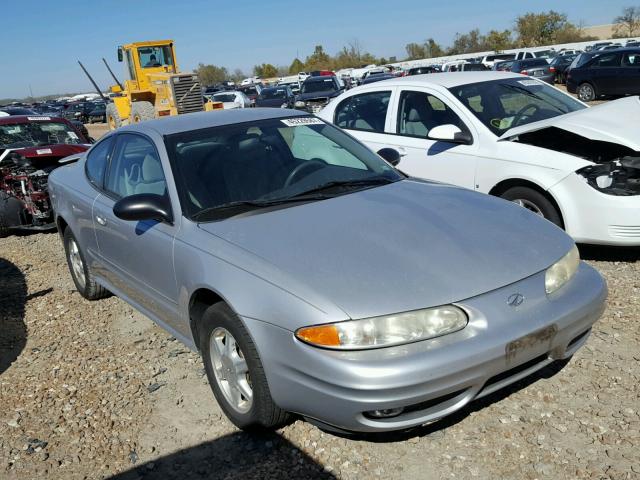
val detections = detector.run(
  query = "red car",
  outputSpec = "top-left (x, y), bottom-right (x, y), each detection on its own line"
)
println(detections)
top-left (0, 115), bottom-right (91, 235)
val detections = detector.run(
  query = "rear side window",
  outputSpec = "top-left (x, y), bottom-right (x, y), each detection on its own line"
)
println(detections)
top-left (592, 53), bottom-right (621, 67)
top-left (334, 91), bottom-right (391, 133)
top-left (622, 52), bottom-right (640, 66)
top-left (85, 136), bottom-right (114, 188)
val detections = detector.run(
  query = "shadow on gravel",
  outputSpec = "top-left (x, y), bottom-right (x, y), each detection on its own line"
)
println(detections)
top-left (578, 244), bottom-right (640, 263)
top-left (339, 358), bottom-right (572, 443)
top-left (107, 431), bottom-right (336, 480)
top-left (0, 257), bottom-right (27, 375)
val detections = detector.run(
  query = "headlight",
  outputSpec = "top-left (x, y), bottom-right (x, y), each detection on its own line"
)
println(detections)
top-left (295, 305), bottom-right (468, 350)
top-left (294, 100), bottom-right (306, 108)
top-left (545, 245), bottom-right (580, 294)
top-left (280, 103), bottom-right (288, 108)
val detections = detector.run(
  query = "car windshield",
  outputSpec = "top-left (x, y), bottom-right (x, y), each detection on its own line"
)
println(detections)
top-left (301, 79), bottom-right (337, 94)
top-left (213, 93), bottom-right (237, 103)
top-left (0, 121), bottom-right (84, 148)
top-left (449, 78), bottom-right (586, 136)
top-left (260, 89), bottom-right (286, 99)
top-left (242, 87), bottom-right (257, 95)
top-left (164, 117), bottom-right (402, 221)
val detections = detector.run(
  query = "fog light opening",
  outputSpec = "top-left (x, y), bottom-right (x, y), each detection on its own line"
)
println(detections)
top-left (364, 407), bottom-right (404, 419)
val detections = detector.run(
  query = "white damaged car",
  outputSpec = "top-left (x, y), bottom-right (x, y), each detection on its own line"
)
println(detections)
top-left (318, 72), bottom-right (640, 245)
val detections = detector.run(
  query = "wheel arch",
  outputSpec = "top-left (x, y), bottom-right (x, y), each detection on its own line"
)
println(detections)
top-left (56, 215), bottom-right (69, 239)
top-left (489, 178), bottom-right (565, 228)
top-left (188, 287), bottom-right (227, 350)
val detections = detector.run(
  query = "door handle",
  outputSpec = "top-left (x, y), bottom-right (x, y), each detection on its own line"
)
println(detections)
top-left (95, 215), bottom-right (107, 226)
top-left (396, 147), bottom-right (408, 157)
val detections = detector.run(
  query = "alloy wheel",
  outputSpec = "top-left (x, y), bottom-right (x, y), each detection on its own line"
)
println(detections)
top-left (68, 238), bottom-right (86, 290)
top-left (209, 327), bottom-right (253, 413)
top-left (578, 84), bottom-right (594, 102)
top-left (511, 198), bottom-right (544, 217)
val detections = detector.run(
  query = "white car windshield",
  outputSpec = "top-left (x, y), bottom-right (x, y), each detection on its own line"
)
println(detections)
top-left (449, 78), bottom-right (586, 135)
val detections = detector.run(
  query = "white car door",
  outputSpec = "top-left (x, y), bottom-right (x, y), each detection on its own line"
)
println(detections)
top-left (386, 87), bottom-right (479, 189)
top-left (331, 87), bottom-right (398, 156)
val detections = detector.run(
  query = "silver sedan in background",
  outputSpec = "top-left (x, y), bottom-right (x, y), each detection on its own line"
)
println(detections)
top-left (49, 109), bottom-right (606, 433)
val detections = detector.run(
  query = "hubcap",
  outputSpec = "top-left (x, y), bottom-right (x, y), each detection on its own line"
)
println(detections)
top-left (68, 238), bottom-right (86, 289)
top-left (511, 198), bottom-right (544, 217)
top-left (578, 85), bottom-right (592, 101)
top-left (209, 327), bottom-right (253, 413)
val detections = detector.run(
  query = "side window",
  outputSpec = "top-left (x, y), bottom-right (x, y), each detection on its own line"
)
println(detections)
top-left (397, 91), bottom-right (465, 138)
top-left (334, 91), bottom-right (391, 133)
top-left (622, 53), bottom-right (639, 66)
top-left (593, 53), bottom-right (621, 67)
top-left (106, 134), bottom-right (166, 198)
top-left (85, 136), bottom-right (114, 188)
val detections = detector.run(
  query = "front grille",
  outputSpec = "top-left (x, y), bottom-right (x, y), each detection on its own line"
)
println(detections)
top-left (609, 225), bottom-right (640, 238)
top-left (171, 75), bottom-right (204, 114)
top-left (305, 98), bottom-right (329, 114)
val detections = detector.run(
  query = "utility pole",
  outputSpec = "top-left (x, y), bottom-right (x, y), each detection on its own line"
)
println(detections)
top-left (29, 84), bottom-right (34, 98)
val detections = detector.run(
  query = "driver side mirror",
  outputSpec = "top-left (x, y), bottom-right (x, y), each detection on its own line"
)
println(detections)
top-left (117, 46), bottom-right (123, 62)
top-left (377, 148), bottom-right (401, 166)
top-left (427, 124), bottom-right (473, 145)
top-left (113, 193), bottom-right (172, 224)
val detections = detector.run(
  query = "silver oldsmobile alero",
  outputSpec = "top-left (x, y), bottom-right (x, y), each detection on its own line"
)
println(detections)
top-left (48, 108), bottom-right (607, 433)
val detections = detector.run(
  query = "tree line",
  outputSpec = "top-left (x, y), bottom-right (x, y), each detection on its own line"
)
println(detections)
top-left (192, 7), bottom-right (640, 86)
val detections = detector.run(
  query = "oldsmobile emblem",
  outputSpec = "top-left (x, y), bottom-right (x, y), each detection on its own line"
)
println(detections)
top-left (507, 293), bottom-right (525, 307)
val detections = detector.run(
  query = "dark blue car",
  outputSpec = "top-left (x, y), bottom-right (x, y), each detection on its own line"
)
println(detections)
top-left (566, 48), bottom-right (640, 101)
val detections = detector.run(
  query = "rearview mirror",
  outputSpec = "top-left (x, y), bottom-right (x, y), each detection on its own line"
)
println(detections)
top-left (113, 194), bottom-right (172, 224)
top-left (117, 47), bottom-right (123, 62)
top-left (427, 124), bottom-right (473, 145)
top-left (377, 148), bottom-right (401, 166)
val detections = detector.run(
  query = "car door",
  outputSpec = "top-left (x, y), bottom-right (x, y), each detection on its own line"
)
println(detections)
top-left (621, 51), bottom-right (640, 94)
top-left (589, 52), bottom-right (622, 94)
top-left (332, 88), bottom-right (397, 155)
top-left (92, 132), bottom-right (180, 328)
top-left (387, 88), bottom-right (478, 188)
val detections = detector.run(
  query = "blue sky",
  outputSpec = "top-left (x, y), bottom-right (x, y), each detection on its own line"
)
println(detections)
top-left (0, 0), bottom-right (629, 98)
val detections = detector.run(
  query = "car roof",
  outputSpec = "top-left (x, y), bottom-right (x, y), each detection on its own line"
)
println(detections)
top-left (119, 108), bottom-right (308, 136)
top-left (363, 71), bottom-right (522, 89)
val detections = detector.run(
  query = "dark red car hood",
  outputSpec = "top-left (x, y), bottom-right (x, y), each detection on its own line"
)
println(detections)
top-left (11, 143), bottom-right (89, 162)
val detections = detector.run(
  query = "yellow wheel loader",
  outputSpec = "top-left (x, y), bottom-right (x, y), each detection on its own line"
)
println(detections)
top-left (80, 40), bottom-right (223, 130)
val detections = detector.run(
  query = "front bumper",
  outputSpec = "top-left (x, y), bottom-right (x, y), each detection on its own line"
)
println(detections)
top-left (550, 174), bottom-right (640, 245)
top-left (245, 263), bottom-right (606, 432)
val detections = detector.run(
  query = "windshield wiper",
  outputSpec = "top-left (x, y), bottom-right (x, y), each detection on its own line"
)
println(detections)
top-left (284, 177), bottom-right (396, 199)
top-left (192, 195), bottom-right (331, 221)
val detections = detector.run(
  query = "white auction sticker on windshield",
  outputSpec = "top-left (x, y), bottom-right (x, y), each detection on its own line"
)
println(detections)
top-left (517, 80), bottom-right (540, 87)
top-left (27, 116), bottom-right (51, 121)
top-left (68, 132), bottom-right (79, 139)
top-left (281, 118), bottom-right (324, 127)
top-left (36, 148), bottom-right (53, 155)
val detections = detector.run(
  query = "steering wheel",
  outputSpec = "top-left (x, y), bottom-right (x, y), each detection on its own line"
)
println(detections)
top-left (284, 160), bottom-right (325, 188)
top-left (512, 103), bottom-right (541, 127)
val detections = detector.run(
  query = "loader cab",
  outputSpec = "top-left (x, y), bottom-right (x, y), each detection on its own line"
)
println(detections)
top-left (117, 41), bottom-right (178, 92)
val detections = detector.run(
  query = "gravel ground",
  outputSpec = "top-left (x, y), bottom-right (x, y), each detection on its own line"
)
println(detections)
top-left (1, 232), bottom-right (639, 480)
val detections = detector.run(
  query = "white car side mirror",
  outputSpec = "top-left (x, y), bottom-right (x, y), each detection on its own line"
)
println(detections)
top-left (428, 124), bottom-right (473, 145)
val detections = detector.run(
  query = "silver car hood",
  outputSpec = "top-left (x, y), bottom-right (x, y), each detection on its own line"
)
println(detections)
top-left (499, 96), bottom-right (640, 151)
top-left (199, 180), bottom-right (574, 320)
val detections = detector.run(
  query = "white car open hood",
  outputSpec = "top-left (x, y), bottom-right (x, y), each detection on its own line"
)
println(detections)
top-left (499, 96), bottom-right (640, 152)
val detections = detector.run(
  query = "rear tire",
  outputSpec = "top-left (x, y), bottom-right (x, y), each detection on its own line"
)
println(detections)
top-left (577, 82), bottom-right (596, 102)
top-left (63, 228), bottom-right (110, 300)
top-left (500, 186), bottom-right (563, 228)
top-left (106, 103), bottom-right (122, 130)
top-left (199, 303), bottom-right (290, 430)
top-left (130, 101), bottom-right (156, 124)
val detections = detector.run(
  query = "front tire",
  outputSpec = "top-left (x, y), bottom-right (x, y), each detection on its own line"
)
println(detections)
top-left (130, 101), bottom-right (156, 124)
top-left (63, 228), bottom-right (110, 300)
top-left (577, 82), bottom-right (596, 102)
top-left (500, 186), bottom-right (563, 228)
top-left (106, 103), bottom-right (122, 130)
top-left (199, 303), bottom-right (290, 430)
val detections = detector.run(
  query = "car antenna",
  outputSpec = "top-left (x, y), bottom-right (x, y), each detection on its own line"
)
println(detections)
top-left (102, 57), bottom-right (124, 91)
top-left (77, 61), bottom-right (108, 102)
